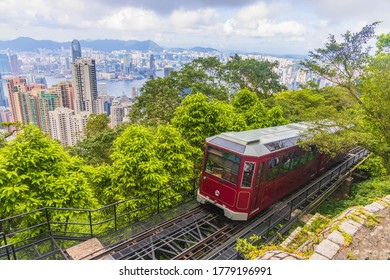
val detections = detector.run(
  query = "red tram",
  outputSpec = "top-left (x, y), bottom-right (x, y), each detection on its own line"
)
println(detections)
top-left (197, 123), bottom-right (337, 221)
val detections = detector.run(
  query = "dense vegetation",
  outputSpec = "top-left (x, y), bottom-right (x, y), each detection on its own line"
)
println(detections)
top-left (0, 23), bottom-right (389, 246)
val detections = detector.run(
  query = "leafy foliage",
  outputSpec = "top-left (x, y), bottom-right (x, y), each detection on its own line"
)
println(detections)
top-left (300, 23), bottom-right (390, 173)
top-left (130, 56), bottom-right (286, 125)
top-left (225, 54), bottom-right (287, 98)
top-left (172, 92), bottom-right (245, 151)
top-left (314, 176), bottom-right (390, 217)
top-left (83, 113), bottom-right (112, 138)
top-left (301, 22), bottom-right (379, 99)
top-left (0, 125), bottom-right (95, 218)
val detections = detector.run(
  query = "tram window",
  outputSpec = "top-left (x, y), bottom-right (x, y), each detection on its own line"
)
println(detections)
top-left (267, 156), bottom-right (281, 181)
top-left (242, 162), bottom-right (255, 188)
top-left (205, 146), bottom-right (241, 185)
top-left (279, 153), bottom-right (293, 175)
top-left (291, 149), bottom-right (305, 169)
top-left (255, 162), bottom-right (264, 187)
top-left (307, 146), bottom-right (317, 161)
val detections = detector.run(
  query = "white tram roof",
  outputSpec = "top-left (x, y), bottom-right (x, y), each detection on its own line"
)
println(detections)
top-left (206, 122), bottom-right (310, 157)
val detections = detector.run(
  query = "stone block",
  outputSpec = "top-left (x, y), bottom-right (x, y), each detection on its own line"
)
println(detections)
top-left (364, 202), bottom-right (383, 213)
top-left (339, 220), bottom-right (359, 236)
top-left (276, 252), bottom-right (288, 259)
top-left (261, 251), bottom-right (276, 260)
top-left (384, 195), bottom-right (390, 203)
top-left (314, 239), bottom-right (340, 259)
top-left (327, 231), bottom-right (345, 246)
top-left (65, 237), bottom-right (105, 260)
top-left (309, 253), bottom-right (329, 260)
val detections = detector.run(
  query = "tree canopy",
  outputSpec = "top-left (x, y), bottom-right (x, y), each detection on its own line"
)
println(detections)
top-left (301, 23), bottom-right (390, 173)
top-left (0, 126), bottom-right (95, 218)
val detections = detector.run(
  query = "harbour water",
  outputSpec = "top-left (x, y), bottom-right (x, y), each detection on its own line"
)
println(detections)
top-left (1, 71), bottom-right (165, 98)
top-left (45, 76), bottom-right (147, 97)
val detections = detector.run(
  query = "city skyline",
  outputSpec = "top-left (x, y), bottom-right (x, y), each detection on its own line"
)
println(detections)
top-left (0, 0), bottom-right (389, 54)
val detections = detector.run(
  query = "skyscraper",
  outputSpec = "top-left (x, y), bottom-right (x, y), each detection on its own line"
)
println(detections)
top-left (50, 81), bottom-right (74, 110)
top-left (9, 54), bottom-right (19, 75)
top-left (0, 73), bottom-right (8, 107)
top-left (72, 58), bottom-right (98, 114)
top-left (0, 54), bottom-right (11, 73)
top-left (149, 54), bottom-right (156, 78)
top-left (49, 107), bottom-right (78, 146)
top-left (71, 39), bottom-right (82, 63)
top-left (6, 77), bottom-right (28, 122)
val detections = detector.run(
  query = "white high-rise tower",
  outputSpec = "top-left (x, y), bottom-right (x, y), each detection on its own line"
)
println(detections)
top-left (72, 58), bottom-right (98, 114)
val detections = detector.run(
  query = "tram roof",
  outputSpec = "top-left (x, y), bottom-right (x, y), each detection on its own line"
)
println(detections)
top-left (206, 122), bottom-right (311, 157)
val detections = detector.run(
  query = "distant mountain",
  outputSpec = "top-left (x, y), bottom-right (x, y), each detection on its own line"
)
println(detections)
top-left (0, 37), bottom-right (65, 52)
top-left (190, 46), bottom-right (220, 53)
top-left (79, 39), bottom-right (163, 52)
top-left (0, 37), bottom-right (164, 52)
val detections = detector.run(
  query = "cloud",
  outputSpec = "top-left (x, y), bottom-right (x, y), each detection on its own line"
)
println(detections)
top-left (93, 0), bottom-right (259, 14)
top-left (223, 2), bottom-right (306, 38)
top-left (98, 7), bottom-right (161, 32)
top-left (169, 8), bottom-right (219, 29)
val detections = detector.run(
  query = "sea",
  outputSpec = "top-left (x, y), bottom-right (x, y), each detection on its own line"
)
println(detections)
top-left (1, 71), bottom-right (164, 98)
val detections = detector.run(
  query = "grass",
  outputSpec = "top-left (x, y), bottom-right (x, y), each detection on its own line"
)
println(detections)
top-left (313, 176), bottom-right (390, 218)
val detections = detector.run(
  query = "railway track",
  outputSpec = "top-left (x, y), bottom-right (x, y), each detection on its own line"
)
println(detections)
top-left (86, 148), bottom-right (368, 260)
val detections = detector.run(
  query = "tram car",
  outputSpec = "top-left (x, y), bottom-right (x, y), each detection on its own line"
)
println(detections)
top-left (197, 123), bottom-right (338, 221)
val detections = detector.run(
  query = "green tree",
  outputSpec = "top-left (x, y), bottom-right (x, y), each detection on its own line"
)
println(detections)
top-left (154, 125), bottom-right (199, 182)
top-left (301, 22), bottom-right (379, 105)
top-left (129, 77), bottom-right (181, 126)
top-left (232, 89), bottom-right (288, 129)
top-left (107, 125), bottom-right (169, 202)
top-left (69, 113), bottom-right (117, 165)
top-left (0, 125), bottom-right (95, 218)
top-left (172, 92), bottom-right (244, 151)
top-left (224, 54), bottom-right (287, 98)
top-left (359, 54), bottom-right (390, 171)
top-left (301, 23), bottom-right (390, 173)
top-left (84, 113), bottom-right (111, 138)
top-left (376, 32), bottom-right (390, 54)
top-left (69, 130), bottom-right (117, 165)
top-left (274, 89), bottom-right (327, 121)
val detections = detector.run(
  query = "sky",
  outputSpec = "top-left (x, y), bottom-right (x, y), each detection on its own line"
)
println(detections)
top-left (0, 0), bottom-right (389, 54)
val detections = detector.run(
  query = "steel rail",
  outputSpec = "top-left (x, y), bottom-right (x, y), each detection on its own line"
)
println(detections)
top-left (87, 205), bottom-right (209, 260)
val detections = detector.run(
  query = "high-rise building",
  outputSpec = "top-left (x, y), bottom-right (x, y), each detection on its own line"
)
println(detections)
top-left (72, 58), bottom-right (98, 114)
top-left (50, 81), bottom-right (74, 110)
top-left (9, 54), bottom-right (19, 75)
top-left (110, 104), bottom-right (124, 128)
top-left (49, 108), bottom-right (89, 146)
top-left (49, 107), bottom-right (77, 146)
top-left (0, 107), bottom-right (13, 124)
top-left (0, 54), bottom-right (11, 73)
top-left (35, 90), bottom-right (61, 133)
top-left (149, 54), bottom-right (156, 78)
top-left (6, 77), bottom-right (28, 123)
top-left (33, 76), bottom-right (47, 88)
top-left (0, 73), bottom-right (8, 107)
top-left (71, 39), bottom-right (82, 63)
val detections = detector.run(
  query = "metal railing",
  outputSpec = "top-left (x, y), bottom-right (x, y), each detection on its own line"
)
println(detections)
top-left (0, 232), bottom-right (17, 260)
top-left (0, 178), bottom-right (198, 258)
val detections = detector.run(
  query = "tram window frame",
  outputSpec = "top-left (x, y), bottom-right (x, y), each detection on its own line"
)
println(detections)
top-left (267, 156), bottom-right (282, 181)
top-left (255, 162), bottom-right (265, 187)
top-left (205, 146), bottom-right (242, 185)
top-left (241, 161), bottom-right (256, 188)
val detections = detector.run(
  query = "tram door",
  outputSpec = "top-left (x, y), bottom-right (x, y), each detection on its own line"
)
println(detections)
top-left (250, 161), bottom-right (266, 212)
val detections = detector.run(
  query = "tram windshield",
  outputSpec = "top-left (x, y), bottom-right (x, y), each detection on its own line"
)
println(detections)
top-left (205, 146), bottom-right (242, 185)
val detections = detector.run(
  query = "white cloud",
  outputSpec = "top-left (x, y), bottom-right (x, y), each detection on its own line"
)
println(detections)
top-left (223, 2), bottom-right (306, 38)
top-left (169, 8), bottom-right (219, 29)
top-left (98, 7), bottom-right (160, 31)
